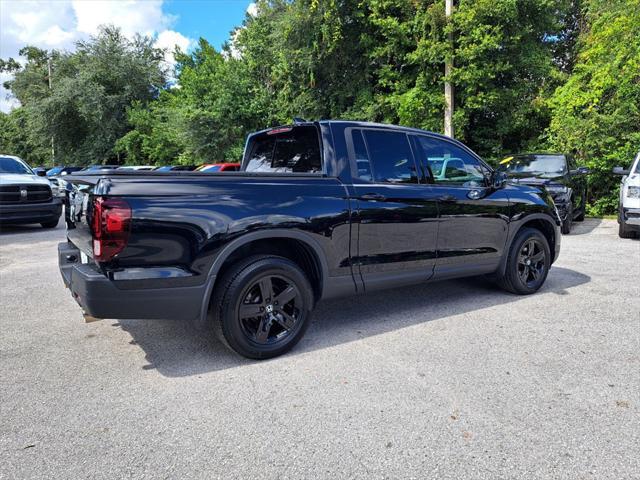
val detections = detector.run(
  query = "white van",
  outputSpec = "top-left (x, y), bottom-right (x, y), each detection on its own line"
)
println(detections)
top-left (614, 151), bottom-right (640, 238)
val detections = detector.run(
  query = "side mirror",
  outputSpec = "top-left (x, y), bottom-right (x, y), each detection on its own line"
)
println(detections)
top-left (613, 166), bottom-right (630, 175)
top-left (35, 169), bottom-right (47, 177)
top-left (491, 171), bottom-right (508, 189)
top-left (570, 166), bottom-right (590, 176)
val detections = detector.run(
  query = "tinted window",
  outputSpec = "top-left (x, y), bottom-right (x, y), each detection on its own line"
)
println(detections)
top-left (412, 136), bottom-right (486, 186)
top-left (499, 154), bottom-right (567, 176)
top-left (352, 130), bottom-right (372, 181)
top-left (356, 130), bottom-right (418, 183)
top-left (0, 156), bottom-right (31, 174)
top-left (245, 126), bottom-right (321, 173)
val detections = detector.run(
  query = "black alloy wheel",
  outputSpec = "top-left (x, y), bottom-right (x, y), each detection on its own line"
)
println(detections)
top-left (213, 255), bottom-right (313, 359)
top-left (497, 227), bottom-right (551, 295)
top-left (517, 239), bottom-right (546, 288)
top-left (238, 274), bottom-right (302, 345)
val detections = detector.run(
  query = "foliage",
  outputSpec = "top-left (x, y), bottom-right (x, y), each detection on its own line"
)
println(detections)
top-left (1, 26), bottom-right (167, 166)
top-left (546, 0), bottom-right (640, 214)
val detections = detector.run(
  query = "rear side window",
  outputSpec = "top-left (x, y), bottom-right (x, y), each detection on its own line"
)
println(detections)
top-left (245, 126), bottom-right (322, 173)
top-left (352, 130), bottom-right (418, 184)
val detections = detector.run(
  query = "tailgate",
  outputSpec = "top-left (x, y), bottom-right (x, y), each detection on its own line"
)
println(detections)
top-left (64, 176), bottom-right (99, 258)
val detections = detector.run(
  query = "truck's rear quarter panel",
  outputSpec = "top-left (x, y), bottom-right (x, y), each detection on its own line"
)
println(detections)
top-left (62, 173), bottom-right (352, 320)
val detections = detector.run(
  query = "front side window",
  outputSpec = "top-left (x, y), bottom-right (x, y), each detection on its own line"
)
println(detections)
top-left (412, 136), bottom-right (487, 186)
top-left (245, 126), bottom-right (322, 173)
top-left (352, 130), bottom-right (418, 184)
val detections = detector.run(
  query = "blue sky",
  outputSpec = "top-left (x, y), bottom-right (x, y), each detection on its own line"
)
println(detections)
top-left (165, 0), bottom-right (255, 50)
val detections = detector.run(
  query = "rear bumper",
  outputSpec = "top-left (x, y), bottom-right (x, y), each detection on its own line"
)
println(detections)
top-left (58, 241), bottom-right (208, 321)
top-left (0, 198), bottom-right (62, 224)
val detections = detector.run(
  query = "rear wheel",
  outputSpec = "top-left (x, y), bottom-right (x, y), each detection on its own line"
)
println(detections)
top-left (497, 228), bottom-right (551, 295)
top-left (212, 255), bottom-right (314, 359)
top-left (41, 218), bottom-right (59, 229)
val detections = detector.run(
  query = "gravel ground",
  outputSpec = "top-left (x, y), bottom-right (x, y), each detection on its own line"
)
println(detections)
top-left (1, 218), bottom-right (639, 479)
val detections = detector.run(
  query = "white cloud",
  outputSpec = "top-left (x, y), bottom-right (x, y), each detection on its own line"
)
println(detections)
top-left (72, 0), bottom-right (173, 37)
top-left (0, 0), bottom-right (194, 112)
top-left (155, 30), bottom-right (193, 65)
top-left (246, 2), bottom-right (258, 17)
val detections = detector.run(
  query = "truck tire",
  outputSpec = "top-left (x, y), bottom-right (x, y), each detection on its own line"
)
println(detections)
top-left (212, 255), bottom-right (314, 359)
top-left (561, 202), bottom-right (573, 234)
top-left (618, 218), bottom-right (636, 239)
top-left (497, 227), bottom-right (551, 295)
top-left (41, 218), bottom-right (59, 229)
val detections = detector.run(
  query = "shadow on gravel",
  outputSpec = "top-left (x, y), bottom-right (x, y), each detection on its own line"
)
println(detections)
top-left (115, 265), bottom-right (591, 377)
top-left (569, 218), bottom-right (602, 236)
top-left (0, 222), bottom-right (65, 241)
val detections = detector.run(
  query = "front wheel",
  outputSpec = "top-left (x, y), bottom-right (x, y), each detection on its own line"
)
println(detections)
top-left (561, 202), bottom-right (573, 234)
top-left (213, 255), bottom-right (314, 359)
top-left (619, 220), bottom-right (636, 239)
top-left (497, 227), bottom-right (551, 295)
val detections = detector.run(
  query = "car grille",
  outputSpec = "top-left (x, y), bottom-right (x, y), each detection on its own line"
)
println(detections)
top-left (0, 184), bottom-right (52, 204)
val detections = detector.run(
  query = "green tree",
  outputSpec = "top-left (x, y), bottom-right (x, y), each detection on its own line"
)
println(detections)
top-left (547, 0), bottom-right (640, 214)
top-left (1, 26), bottom-right (167, 165)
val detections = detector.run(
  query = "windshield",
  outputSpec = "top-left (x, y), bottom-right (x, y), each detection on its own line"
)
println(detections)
top-left (201, 165), bottom-right (221, 172)
top-left (500, 154), bottom-right (567, 176)
top-left (634, 152), bottom-right (640, 174)
top-left (47, 166), bottom-right (63, 176)
top-left (0, 156), bottom-right (33, 174)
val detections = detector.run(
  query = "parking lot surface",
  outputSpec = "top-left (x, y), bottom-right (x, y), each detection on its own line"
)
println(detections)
top-left (1, 219), bottom-right (639, 479)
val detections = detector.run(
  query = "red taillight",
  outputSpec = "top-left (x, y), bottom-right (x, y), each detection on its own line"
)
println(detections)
top-left (91, 197), bottom-right (131, 262)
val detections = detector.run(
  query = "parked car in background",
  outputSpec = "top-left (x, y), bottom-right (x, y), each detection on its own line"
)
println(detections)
top-left (196, 163), bottom-right (241, 172)
top-left (0, 155), bottom-right (62, 228)
top-left (154, 165), bottom-right (198, 172)
top-left (47, 166), bottom-right (83, 177)
top-left (47, 166), bottom-right (84, 198)
top-left (77, 165), bottom-right (120, 173)
top-left (58, 121), bottom-right (561, 359)
top-left (498, 153), bottom-right (589, 234)
top-left (117, 166), bottom-right (155, 171)
top-left (613, 151), bottom-right (640, 239)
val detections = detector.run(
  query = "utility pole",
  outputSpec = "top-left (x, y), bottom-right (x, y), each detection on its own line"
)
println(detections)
top-left (444, 0), bottom-right (454, 138)
top-left (47, 57), bottom-right (55, 164)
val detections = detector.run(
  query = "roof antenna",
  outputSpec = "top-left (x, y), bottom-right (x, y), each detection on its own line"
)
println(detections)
top-left (293, 117), bottom-right (307, 124)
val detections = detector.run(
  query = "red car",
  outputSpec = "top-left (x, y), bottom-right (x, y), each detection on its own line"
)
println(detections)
top-left (196, 163), bottom-right (241, 172)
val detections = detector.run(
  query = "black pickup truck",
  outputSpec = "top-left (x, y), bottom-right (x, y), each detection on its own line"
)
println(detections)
top-left (59, 121), bottom-right (561, 359)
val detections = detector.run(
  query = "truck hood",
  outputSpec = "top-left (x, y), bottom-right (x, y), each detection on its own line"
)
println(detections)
top-left (0, 173), bottom-right (51, 186)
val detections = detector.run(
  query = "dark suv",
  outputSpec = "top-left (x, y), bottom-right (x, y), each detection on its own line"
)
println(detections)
top-left (499, 153), bottom-right (589, 234)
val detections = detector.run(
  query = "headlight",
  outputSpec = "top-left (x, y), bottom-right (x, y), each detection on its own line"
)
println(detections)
top-left (627, 186), bottom-right (640, 199)
top-left (546, 184), bottom-right (569, 194)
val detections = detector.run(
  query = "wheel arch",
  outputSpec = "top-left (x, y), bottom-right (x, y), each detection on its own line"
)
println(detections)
top-left (197, 230), bottom-right (329, 328)
top-left (498, 214), bottom-right (559, 277)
